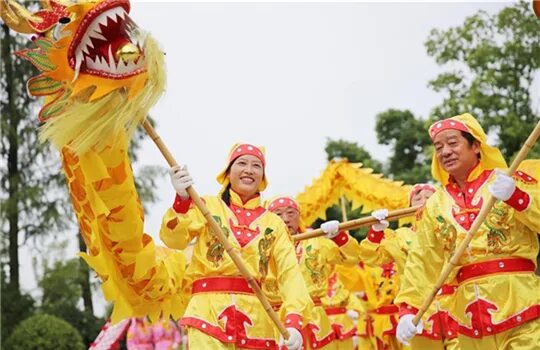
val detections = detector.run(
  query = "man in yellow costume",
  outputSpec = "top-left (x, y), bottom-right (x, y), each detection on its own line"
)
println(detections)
top-left (360, 184), bottom-right (460, 350)
top-left (395, 114), bottom-right (540, 349)
top-left (267, 195), bottom-right (362, 349)
top-left (160, 144), bottom-right (313, 349)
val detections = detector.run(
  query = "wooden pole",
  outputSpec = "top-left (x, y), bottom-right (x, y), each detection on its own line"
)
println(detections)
top-left (142, 120), bottom-right (290, 338)
top-left (340, 195), bottom-right (349, 233)
top-left (293, 206), bottom-right (420, 242)
top-left (412, 121), bottom-right (540, 325)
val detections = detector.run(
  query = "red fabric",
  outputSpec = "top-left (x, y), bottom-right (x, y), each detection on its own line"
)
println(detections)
top-left (325, 307), bottom-right (347, 316)
top-left (172, 194), bottom-right (192, 214)
top-left (409, 183), bottom-right (436, 204)
top-left (191, 277), bottom-right (258, 295)
top-left (504, 186), bottom-right (531, 212)
top-left (429, 118), bottom-right (470, 140)
top-left (513, 170), bottom-right (537, 184)
top-left (304, 323), bottom-right (336, 349)
top-left (181, 314), bottom-right (277, 349)
top-left (229, 144), bottom-right (265, 166)
top-left (445, 169), bottom-right (491, 230)
top-left (331, 231), bottom-right (349, 247)
top-left (367, 227), bottom-right (384, 244)
top-left (438, 284), bottom-right (458, 296)
top-left (399, 303), bottom-right (418, 318)
top-left (420, 310), bottom-right (459, 340)
top-left (332, 323), bottom-right (356, 340)
top-left (284, 313), bottom-right (304, 332)
top-left (459, 301), bottom-right (540, 338)
top-left (373, 305), bottom-right (399, 315)
top-left (267, 196), bottom-right (299, 211)
top-left (457, 258), bottom-right (535, 284)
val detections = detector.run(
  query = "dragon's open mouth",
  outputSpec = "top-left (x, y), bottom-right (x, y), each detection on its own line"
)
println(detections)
top-left (68, 0), bottom-right (146, 79)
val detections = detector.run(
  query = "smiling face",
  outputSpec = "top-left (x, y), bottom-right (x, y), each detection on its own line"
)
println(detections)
top-left (271, 206), bottom-right (301, 235)
top-left (433, 129), bottom-right (480, 181)
top-left (228, 155), bottom-right (264, 200)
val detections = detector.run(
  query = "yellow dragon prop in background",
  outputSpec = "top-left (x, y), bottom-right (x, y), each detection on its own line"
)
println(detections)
top-left (1, 0), bottom-right (186, 322)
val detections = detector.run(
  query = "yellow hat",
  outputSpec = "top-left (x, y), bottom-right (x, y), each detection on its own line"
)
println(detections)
top-left (216, 143), bottom-right (268, 191)
top-left (429, 113), bottom-right (507, 185)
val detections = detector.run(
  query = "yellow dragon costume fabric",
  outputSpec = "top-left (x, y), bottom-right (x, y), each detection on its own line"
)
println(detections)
top-left (1, 0), bottom-right (186, 323)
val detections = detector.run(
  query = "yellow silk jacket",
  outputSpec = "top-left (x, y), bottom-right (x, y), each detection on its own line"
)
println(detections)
top-left (160, 190), bottom-right (313, 348)
top-left (359, 226), bottom-right (459, 340)
top-left (396, 165), bottom-right (540, 339)
top-left (264, 232), bottom-right (361, 348)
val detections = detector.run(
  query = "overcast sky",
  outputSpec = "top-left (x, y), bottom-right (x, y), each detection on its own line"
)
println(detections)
top-left (130, 1), bottom-right (511, 240)
top-left (20, 1), bottom-right (518, 315)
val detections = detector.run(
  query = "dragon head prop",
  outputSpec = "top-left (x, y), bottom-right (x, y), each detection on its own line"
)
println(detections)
top-left (1, 0), bottom-right (166, 153)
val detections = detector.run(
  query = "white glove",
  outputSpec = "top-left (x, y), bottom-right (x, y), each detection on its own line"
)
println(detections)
top-left (321, 220), bottom-right (340, 239)
top-left (488, 169), bottom-right (515, 201)
top-left (371, 208), bottom-right (389, 232)
top-left (346, 310), bottom-right (359, 320)
top-left (169, 165), bottom-right (193, 199)
top-left (281, 328), bottom-right (303, 350)
top-left (396, 314), bottom-right (423, 346)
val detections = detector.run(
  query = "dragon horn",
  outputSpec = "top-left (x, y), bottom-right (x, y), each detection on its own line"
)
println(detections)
top-left (0, 0), bottom-right (43, 34)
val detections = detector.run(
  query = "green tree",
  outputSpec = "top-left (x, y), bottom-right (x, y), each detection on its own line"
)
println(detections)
top-left (1, 265), bottom-right (36, 348)
top-left (1, 23), bottom-right (72, 294)
top-left (325, 138), bottom-right (383, 173)
top-left (38, 258), bottom-right (104, 346)
top-left (375, 109), bottom-right (432, 184)
top-left (4, 313), bottom-right (85, 350)
top-left (425, 1), bottom-right (540, 160)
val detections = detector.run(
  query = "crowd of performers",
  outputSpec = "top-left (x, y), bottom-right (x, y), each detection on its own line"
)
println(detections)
top-left (149, 113), bottom-right (539, 350)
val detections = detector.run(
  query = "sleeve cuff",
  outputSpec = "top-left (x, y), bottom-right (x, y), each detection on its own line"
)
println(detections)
top-left (331, 231), bottom-right (350, 247)
top-left (504, 187), bottom-right (530, 212)
top-left (367, 227), bottom-right (385, 244)
top-left (173, 194), bottom-right (192, 214)
top-left (399, 303), bottom-right (418, 318)
top-left (284, 313), bottom-right (304, 331)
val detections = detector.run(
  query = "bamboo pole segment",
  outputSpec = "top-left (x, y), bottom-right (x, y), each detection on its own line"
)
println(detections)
top-left (340, 195), bottom-right (349, 230)
top-left (142, 120), bottom-right (290, 338)
top-left (412, 121), bottom-right (540, 326)
top-left (293, 206), bottom-right (421, 242)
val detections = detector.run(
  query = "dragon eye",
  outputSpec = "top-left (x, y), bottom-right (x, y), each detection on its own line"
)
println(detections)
top-left (58, 17), bottom-right (71, 24)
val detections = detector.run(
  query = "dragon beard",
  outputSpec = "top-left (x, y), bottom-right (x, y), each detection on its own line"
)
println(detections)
top-left (40, 34), bottom-right (166, 154)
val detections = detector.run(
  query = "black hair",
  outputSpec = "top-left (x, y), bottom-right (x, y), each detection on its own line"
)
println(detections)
top-left (460, 131), bottom-right (481, 159)
top-left (221, 183), bottom-right (232, 206)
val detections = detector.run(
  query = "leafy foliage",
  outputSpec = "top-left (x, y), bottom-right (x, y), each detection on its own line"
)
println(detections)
top-left (4, 313), bottom-right (85, 350)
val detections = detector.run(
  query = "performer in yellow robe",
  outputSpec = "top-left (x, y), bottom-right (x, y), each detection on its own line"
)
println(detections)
top-left (322, 271), bottom-right (366, 350)
top-left (395, 114), bottom-right (540, 350)
top-left (266, 196), bottom-right (363, 349)
top-left (335, 262), bottom-right (378, 350)
top-left (359, 184), bottom-right (460, 350)
top-left (160, 144), bottom-right (312, 350)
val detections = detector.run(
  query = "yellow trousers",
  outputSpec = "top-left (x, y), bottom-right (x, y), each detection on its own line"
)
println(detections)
top-left (334, 337), bottom-right (353, 349)
top-left (457, 319), bottom-right (540, 350)
top-left (409, 336), bottom-right (460, 350)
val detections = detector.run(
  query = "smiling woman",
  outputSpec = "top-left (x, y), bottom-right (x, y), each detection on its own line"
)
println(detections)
top-left (159, 143), bottom-right (312, 350)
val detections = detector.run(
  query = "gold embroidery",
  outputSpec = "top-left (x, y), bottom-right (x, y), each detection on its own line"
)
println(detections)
top-left (305, 244), bottom-right (325, 286)
top-left (435, 215), bottom-right (458, 255)
top-left (258, 228), bottom-right (275, 282)
top-left (206, 215), bottom-right (230, 267)
top-left (485, 202), bottom-right (510, 254)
